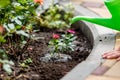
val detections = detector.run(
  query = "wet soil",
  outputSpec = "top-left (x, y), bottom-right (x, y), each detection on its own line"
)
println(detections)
top-left (0, 26), bottom-right (92, 80)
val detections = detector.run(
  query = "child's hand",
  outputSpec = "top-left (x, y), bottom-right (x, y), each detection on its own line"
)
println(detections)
top-left (102, 50), bottom-right (120, 61)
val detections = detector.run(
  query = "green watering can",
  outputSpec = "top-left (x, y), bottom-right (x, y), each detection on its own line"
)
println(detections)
top-left (71, 0), bottom-right (120, 31)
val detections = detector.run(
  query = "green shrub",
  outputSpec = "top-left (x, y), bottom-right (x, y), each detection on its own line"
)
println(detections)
top-left (38, 3), bottom-right (74, 29)
top-left (0, 0), bottom-right (42, 74)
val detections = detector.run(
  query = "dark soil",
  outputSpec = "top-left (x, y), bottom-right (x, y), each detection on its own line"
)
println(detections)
top-left (0, 26), bottom-right (92, 80)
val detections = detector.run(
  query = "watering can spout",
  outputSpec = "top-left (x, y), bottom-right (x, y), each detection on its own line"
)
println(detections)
top-left (71, 16), bottom-right (120, 31)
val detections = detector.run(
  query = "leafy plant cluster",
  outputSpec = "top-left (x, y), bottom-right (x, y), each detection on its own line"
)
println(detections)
top-left (38, 3), bottom-right (74, 29)
top-left (0, 0), bottom-right (41, 74)
top-left (49, 29), bottom-right (77, 56)
top-left (0, 0), bottom-right (39, 38)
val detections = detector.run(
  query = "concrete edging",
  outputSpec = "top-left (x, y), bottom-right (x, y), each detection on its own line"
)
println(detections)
top-left (60, 3), bottom-right (116, 80)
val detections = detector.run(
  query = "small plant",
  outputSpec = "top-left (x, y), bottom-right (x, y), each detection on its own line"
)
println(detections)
top-left (48, 33), bottom-right (60, 55)
top-left (49, 29), bottom-right (77, 55)
top-left (19, 58), bottom-right (32, 68)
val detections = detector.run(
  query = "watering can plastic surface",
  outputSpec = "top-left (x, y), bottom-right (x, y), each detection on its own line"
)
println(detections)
top-left (71, 0), bottom-right (120, 31)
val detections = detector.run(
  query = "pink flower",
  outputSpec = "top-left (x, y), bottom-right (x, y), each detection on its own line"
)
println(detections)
top-left (67, 29), bottom-right (75, 34)
top-left (34, 0), bottom-right (43, 5)
top-left (52, 33), bottom-right (60, 39)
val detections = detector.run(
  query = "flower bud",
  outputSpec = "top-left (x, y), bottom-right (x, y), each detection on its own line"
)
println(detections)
top-left (52, 33), bottom-right (60, 39)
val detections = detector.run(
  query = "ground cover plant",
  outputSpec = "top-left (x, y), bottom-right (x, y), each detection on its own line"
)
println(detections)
top-left (0, 0), bottom-right (92, 80)
top-left (37, 2), bottom-right (74, 29)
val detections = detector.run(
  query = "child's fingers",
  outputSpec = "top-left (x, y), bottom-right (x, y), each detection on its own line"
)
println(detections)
top-left (106, 53), bottom-right (120, 59)
top-left (102, 51), bottom-right (115, 58)
top-left (117, 57), bottom-right (120, 61)
top-left (102, 50), bottom-right (120, 58)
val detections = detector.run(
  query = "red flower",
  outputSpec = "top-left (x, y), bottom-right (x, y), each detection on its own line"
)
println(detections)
top-left (67, 29), bottom-right (75, 34)
top-left (34, 0), bottom-right (43, 5)
top-left (52, 33), bottom-right (60, 39)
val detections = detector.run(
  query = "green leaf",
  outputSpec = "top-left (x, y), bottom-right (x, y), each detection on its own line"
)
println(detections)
top-left (0, 36), bottom-right (6, 43)
top-left (16, 30), bottom-right (29, 37)
top-left (9, 61), bottom-right (14, 65)
top-left (0, 0), bottom-right (10, 9)
top-left (18, 16), bottom-right (24, 20)
top-left (20, 63), bottom-right (27, 68)
top-left (0, 49), bottom-right (5, 53)
top-left (0, 49), bottom-right (8, 59)
top-left (8, 23), bottom-right (15, 30)
top-left (3, 64), bottom-right (12, 74)
top-left (15, 19), bottom-right (22, 25)
top-left (17, 0), bottom-right (27, 4)
top-left (3, 24), bottom-right (10, 32)
top-left (16, 25), bottom-right (22, 29)
top-left (14, 5), bottom-right (24, 10)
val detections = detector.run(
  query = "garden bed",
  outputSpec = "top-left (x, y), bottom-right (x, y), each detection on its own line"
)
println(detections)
top-left (0, 26), bottom-right (92, 80)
